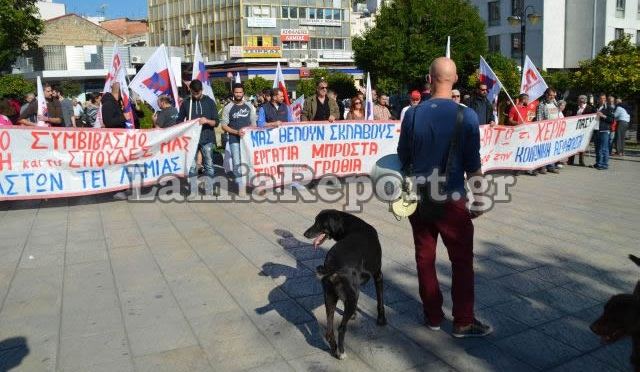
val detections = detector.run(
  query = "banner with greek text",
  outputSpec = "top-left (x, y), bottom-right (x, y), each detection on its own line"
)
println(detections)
top-left (239, 114), bottom-right (598, 185)
top-left (0, 121), bottom-right (201, 200)
top-left (241, 121), bottom-right (400, 186)
top-left (479, 114), bottom-right (598, 171)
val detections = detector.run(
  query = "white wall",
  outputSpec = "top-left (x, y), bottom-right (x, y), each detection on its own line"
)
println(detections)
top-left (36, 1), bottom-right (65, 20)
top-left (542, 0), bottom-right (566, 68)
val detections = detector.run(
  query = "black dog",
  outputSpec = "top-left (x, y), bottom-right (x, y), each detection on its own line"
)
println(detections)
top-left (304, 209), bottom-right (387, 360)
top-left (591, 254), bottom-right (640, 371)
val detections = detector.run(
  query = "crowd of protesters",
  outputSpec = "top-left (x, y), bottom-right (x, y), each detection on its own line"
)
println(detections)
top-left (0, 77), bottom-right (633, 176)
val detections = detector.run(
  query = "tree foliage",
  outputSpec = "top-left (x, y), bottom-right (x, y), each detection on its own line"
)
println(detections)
top-left (572, 36), bottom-right (640, 100)
top-left (296, 69), bottom-right (358, 99)
top-left (0, 74), bottom-right (35, 98)
top-left (0, 0), bottom-right (43, 72)
top-left (353, 0), bottom-right (487, 95)
top-left (59, 81), bottom-right (82, 98)
top-left (243, 76), bottom-right (272, 98)
top-left (467, 53), bottom-right (520, 97)
top-left (212, 79), bottom-right (230, 100)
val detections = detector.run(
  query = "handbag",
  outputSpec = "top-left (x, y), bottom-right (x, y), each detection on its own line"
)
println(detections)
top-left (391, 104), bottom-right (464, 220)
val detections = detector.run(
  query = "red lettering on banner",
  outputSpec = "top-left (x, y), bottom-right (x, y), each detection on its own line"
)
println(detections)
top-left (310, 142), bottom-right (378, 158)
top-left (535, 120), bottom-right (567, 143)
top-left (253, 146), bottom-right (299, 165)
top-left (519, 131), bottom-right (530, 139)
top-left (0, 131), bottom-right (9, 151)
top-left (493, 152), bottom-right (512, 161)
top-left (31, 132), bottom-right (48, 150)
top-left (0, 152), bottom-right (12, 171)
top-left (313, 159), bottom-right (362, 174)
top-left (160, 136), bottom-right (191, 154)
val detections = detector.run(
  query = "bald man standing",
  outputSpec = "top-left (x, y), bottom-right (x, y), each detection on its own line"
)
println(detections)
top-left (397, 57), bottom-right (491, 337)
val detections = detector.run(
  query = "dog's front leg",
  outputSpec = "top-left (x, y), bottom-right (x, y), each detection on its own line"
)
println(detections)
top-left (374, 271), bottom-right (387, 326)
top-left (322, 279), bottom-right (338, 355)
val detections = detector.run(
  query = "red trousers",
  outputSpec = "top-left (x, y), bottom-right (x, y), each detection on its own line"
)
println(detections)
top-left (409, 199), bottom-right (475, 327)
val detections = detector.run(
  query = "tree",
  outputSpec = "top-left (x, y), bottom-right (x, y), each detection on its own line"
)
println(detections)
top-left (353, 0), bottom-right (487, 95)
top-left (59, 81), bottom-right (82, 98)
top-left (0, 74), bottom-right (35, 98)
top-left (243, 76), bottom-right (271, 98)
top-left (0, 0), bottom-right (44, 72)
top-left (467, 53), bottom-right (520, 97)
top-left (295, 69), bottom-right (357, 99)
top-left (212, 79), bottom-right (230, 100)
top-left (573, 36), bottom-right (640, 100)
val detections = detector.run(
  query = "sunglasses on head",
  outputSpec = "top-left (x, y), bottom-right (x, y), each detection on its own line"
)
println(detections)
top-left (319, 86), bottom-right (328, 90)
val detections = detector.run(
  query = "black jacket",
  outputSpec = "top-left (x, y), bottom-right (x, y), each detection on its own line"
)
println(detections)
top-left (596, 104), bottom-right (615, 131)
top-left (101, 93), bottom-right (127, 128)
top-left (466, 95), bottom-right (494, 125)
top-left (177, 95), bottom-right (218, 145)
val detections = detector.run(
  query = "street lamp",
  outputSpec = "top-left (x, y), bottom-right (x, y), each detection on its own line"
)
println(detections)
top-left (507, 2), bottom-right (541, 69)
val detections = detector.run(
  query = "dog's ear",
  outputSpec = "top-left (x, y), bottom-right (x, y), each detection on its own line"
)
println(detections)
top-left (326, 211), bottom-right (345, 239)
top-left (629, 254), bottom-right (640, 267)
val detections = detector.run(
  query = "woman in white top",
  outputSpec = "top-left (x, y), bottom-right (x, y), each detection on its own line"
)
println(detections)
top-left (612, 98), bottom-right (630, 156)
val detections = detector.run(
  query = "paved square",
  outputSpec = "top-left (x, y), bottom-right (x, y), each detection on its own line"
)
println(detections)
top-left (0, 157), bottom-right (638, 371)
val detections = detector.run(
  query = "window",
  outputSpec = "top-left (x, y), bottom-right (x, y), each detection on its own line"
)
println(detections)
top-left (333, 9), bottom-right (341, 20)
top-left (511, 0), bottom-right (522, 16)
top-left (308, 8), bottom-right (316, 19)
top-left (282, 41), bottom-right (307, 50)
top-left (616, 0), bottom-right (625, 18)
top-left (290, 7), bottom-right (298, 18)
top-left (282, 6), bottom-right (289, 18)
top-left (488, 35), bottom-right (500, 53)
top-left (316, 8), bottom-right (324, 19)
top-left (488, 1), bottom-right (500, 26)
top-left (615, 28), bottom-right (625, 39)
top-left (511, 32), bottom-right (522, 58)
top-left (334, 38), bottom-right (344, 50)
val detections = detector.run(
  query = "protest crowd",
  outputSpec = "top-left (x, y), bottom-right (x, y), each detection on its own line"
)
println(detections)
top-left (0, 41), bottom-right (633, 199)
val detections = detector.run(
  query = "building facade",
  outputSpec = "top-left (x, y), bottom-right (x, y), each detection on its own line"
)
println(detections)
top-left (101, 18), bottom-right (150, 46)
top-left (36, 0), bottom-right (66, 20)
top-left (471, 0), bottom-right (640, 69)
top-left (147, 0), bottom-right (355, 67)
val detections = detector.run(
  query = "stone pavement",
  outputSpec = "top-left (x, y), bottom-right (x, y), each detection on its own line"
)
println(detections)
top-left (0, 157), bottom-right (638, 371)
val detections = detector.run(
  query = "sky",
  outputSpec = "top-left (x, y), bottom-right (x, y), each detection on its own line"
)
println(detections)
top-left (59, 0), bottom-right (148, 20)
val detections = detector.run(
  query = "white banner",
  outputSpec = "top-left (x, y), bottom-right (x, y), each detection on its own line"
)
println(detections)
top-left (237, 114), bottom-right (598, 185)
top-left (0, 121), bottom-right (202, 200)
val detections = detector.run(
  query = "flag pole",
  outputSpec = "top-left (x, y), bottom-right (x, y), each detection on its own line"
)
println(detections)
top-left (189, 35), bottom-right (196, 121)
top-left (480, 56), bottom-right (524, 124)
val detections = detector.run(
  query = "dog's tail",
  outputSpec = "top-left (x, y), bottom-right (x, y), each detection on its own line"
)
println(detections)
top-left (316, 265), bottom-right (337, 280)
top-left (629, 254), bottom-right (640, 267)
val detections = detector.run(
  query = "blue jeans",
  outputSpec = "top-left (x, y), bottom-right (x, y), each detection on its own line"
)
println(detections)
top-left (229, 142), bottom-right (245, 184)
top-left (595, 131), bottom-right (610, 169)
top-left (189, 142), bottom-right (214, 177)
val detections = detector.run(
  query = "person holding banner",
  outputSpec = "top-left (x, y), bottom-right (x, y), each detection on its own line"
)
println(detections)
top-left (568, 95), bottom-right (595, 166)
top-left (398, 57), bottom-right (491, 338)
top-left (153, 95), bottom-right (179, 128)
top-left (594, 93), bottom-right (615, 170)
top-left (101, 82), bottom-right (129, 128)
top-left (466, 83), bottom-right (494, 126)
top-left (221, 83), bottom-right (257, 186)
top-left (508, 93), bottom-right (531, 126)
top-left (18, 82), bottom-right (62, 127)
top-left (257, 89), bottom-right (293, 128)
top-left (535, 88), bottom-right (562, 174)
top-left (177, 79), bottom-right (219, 179)
top-left (301, 80), bottom-right (338, 122)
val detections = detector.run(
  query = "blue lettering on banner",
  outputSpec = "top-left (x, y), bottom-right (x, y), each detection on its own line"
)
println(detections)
top-left (0, 172), bottom-right (63, 195)
top-left (76, 170), bottom-right (107, 189)
top-left (279, 125), bottom-right (325, 143)
top-left (514, 143), bottom-right (552, 163)
top-left (119, 156), bottom-right (182, 184)
top-left (553, 134), bottom-right (584, 155)
top-left (250, 130), bottom-right (274, 147)
top-left (329, 123), bottom-right (395, 141)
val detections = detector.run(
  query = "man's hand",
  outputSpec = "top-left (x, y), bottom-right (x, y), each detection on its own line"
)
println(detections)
top-left (596, 112), bottom-right (605, 118)
top-left (37, 115), bottom-right (48, 122)
top-left (152, 112), bottom-right (158, 124)
top-left (469, 200), bottom-right (485, 219)
top-left (328, 115), bottom-right (336, 122)
top-left (489, 121), bottom-right (497, 127)
top-left (238, 128), bottom-right (246, 137)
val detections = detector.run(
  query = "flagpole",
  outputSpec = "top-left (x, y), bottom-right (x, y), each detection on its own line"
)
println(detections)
top-left (189, 35), bottom-right (196, 121)
top-left (481, 56), bottom-right (524, 124)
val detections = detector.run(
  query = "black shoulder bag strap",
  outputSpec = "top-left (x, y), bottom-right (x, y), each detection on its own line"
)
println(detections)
top-left (445, 105), bottom-right (466, 180)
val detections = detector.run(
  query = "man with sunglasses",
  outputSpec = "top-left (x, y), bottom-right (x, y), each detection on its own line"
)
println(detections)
top-left (466, 83), bottom-right (495, 126)
top-left (301, 80), bottom-right (339, 122)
